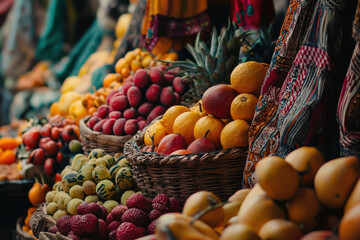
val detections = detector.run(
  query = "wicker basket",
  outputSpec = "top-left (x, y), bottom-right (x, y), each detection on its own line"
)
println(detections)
top-left (16, 215), bottom-right (36, 240)
top-left (124, 128), bottom-right (247, 204)
top-left (79, 116), bottom-right (132, 155)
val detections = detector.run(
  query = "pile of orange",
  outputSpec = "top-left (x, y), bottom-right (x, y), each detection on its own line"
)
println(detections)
top-left (142, 61), bottom-right (268, 153)
top-left (22, 207), bottom-right (37, 238)
top-left (0, 137), bottom-right (21, 165)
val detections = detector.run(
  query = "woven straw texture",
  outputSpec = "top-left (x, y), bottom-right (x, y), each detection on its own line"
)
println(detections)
top-left (79, 116), bottom-right (132, 156)
top-left (124, 128), bottom-right (247, 204)
top-left (16, 215), bottom-right (36, 240)
top-left (30, 204), bottom-right (70, 240)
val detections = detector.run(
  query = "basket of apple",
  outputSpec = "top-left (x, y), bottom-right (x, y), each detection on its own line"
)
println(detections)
top-left (79, 65), bottom-right (189, 156)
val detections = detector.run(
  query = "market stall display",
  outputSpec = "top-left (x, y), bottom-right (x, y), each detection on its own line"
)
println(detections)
top-left (1, 0), bottom-right (360, 240)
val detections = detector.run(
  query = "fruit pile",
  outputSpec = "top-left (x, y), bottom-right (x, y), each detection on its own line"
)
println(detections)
top-left (21, 116), bottom-right (81, 176)
top-left (45, 149), bottom-right (139, 219)
top-left (141, 61), bottom-right (267, 155)
top-left (87, 65), bottom-right (188, 136)
top-left (47, 193), bottom-right (180, 240)
top-left (50, 88), bottom-right (112, 125)
top-left (22, 181), bottom-right (50, 239)
top-left (114, 48), bottom-right (178, 79)
top-left (153, 147), bottom-right (360, 239)
top-left (0, 137), bottom-right (22, 180)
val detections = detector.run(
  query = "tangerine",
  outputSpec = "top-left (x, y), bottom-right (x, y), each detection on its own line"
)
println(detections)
top-left (144, 120), bottom-right (167, 146)
top-left (230, 93), bottom-right (258, 122)
top-left (220, 120), bottom-right (249, 149)
top-left (230, 61), bottom-right (267, 95)
top-left (160, 105), bottom-right (190, 134)
top-left (173, 112), bottom-right (201, 145)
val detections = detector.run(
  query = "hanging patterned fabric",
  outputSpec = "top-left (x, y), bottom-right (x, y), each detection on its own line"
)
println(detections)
top-left (141, 0), bottom-right (211, 54)
top-left (273, 0), bottom-right (351, 159)
top-left (243, 0), bottom-right (318, 188)
top-left (338, 0), bottom-right (360, 157)
top-left (230, 0), bottom-right (275, 30)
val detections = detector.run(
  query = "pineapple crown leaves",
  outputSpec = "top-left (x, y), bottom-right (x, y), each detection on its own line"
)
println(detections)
top-left (164, 19), bottom-right (267, 103)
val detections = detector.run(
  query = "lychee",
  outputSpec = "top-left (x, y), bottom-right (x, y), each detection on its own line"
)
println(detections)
top-left (111, 205), bottom-right (128, 221)
top-left (127, 86), bottom-right (142, 107)
top-left (126, 193), bottom-right (152, 213)
top-left (145, 84), bottom-right (161, 103)
top-left (152, 203), bottom-right (170, 213)
top-left (121, 208), bottom-right (150, 228)
top-left (109, 111), bottom-right (122, 119)
top-left (56, 215), bottom-right (72, 236)
top-left (147, 220), bottom-right (157, 235)
top-left (48, 226), bottom-right (58, 234)
top-left (149, 68), bottom-right (164, 85)
top-left (124, 108), bottom-right (138, 119)
top-left (97, 105), bottom-right (110, 119)
top-left (133, 69), bottom-right (150, 89)
top-left (102, 119), bottom-right (116, 135)
top-left (110, 95), bottom-right (128, 111)
top-left (71, 213), bottom-right (98, 236)
top-left (169, 197), bottom-right (181, 212)
top-left (108, 220), bottom-right (121, 232)
top-left (98, 219), bottom-right (108, 239)
top-left (87, 116), bottom-right (99, 130)
top-left (115, 222), bottom-right (145, 240)
top-left (152, 194), bottom-right (170, 206)
top-left (113, 118), bottom-right (127, 136)
top-left (149, 209), bottom-right (163, 221)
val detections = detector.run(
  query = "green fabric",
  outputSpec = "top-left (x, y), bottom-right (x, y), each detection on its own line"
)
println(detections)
top-left (35, 0), bottom-right (66, 62)
top-left (91, 64), bottom-right (113, 92)
top-left (51, 20), bottom-right (104, 82)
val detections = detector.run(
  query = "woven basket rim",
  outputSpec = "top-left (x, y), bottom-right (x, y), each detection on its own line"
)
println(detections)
top-left (124, 126), bottom-right (248, 167)
top-left (79, 116), bottom-right (133, 143)
top-left (16, 215), bottom-right (36, 240)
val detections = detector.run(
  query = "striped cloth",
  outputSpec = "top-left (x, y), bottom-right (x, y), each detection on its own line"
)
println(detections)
top-left (338, 0), bottom-right (360, 158)
top-left (244, 0), bottom-right (355, 188)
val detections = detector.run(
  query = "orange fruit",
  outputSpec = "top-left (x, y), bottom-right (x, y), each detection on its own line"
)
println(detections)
top-left (130, 60), bottom-right (142, 73)
top-left (0, 150), bottom-right (16, 164)
top-left (230, 93), bottom-right (258, 122)
top-left (285, 146), bottom-right (325, 186)
top-left (190, 100), bottom-right (207, 117)
top-left (144, 120), bottom-right (167, 146)
top-left (220, 120), bottom-right (249, 149)
top-left (160, 105), bottom-right (190, 134)
top-left (173, 112), bottom-right (201, 145)
top-left (339, 204), bottom-right (360, 240)
top-left (162, 52), bottom-right (179, 61)
top-left (115, 59), bottom-right (126, 73)
top-left (193, 116), bottom-right (225, 149)
top-left (0, 137), bottom-right (18, 150)
top-left (124, 51), bottom-right (137, 65)
top-left (103, 73), bottom-right (122, 88)
top-left (49, 102), bottom-right (60, 116)
top-left (121, 67), bottom-right (131, 78)
top-left (256, 156), bottom-right (300, 201)
top-left (230, 61), bottom-right (267, 95)
top-left (258, 219), bottom-right (303, 240)
top-left (141, 56), bottom-right (153, 68)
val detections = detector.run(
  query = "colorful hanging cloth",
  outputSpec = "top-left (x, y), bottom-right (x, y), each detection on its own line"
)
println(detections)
top-left (141, 0), bottom-right (211, 53)
top-left (338, 0), bottom-right (360, 158)
top-left (230, 0), bottom-right (275, 30)
top-left (243, 0), bottom-right (318, 188)
top-left (243, 0), bottom-right (356, 188)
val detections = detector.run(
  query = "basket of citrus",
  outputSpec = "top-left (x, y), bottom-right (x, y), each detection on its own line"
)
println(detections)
top-left (124, 61), bottom-right (268, 204)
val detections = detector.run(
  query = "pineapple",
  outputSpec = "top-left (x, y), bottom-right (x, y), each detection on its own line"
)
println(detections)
top-left (166, 21), bottom-right (274, 104)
